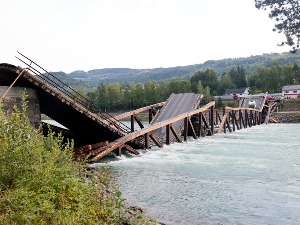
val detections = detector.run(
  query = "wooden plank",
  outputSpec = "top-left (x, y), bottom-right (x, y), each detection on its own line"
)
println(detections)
top-left (91, 141), bottom-right (108, 149)
top-left (223, 108), bottom-right (226, 134)
top-left (124, 144), bottom-right (140, 155)
top-left (202, 113), bottom-right (211, 136)
top-left (149, 134), bottom-right (163, 148)
top-left (170, 124), bottom-right (182, 143)
top-left (73, 145), bottom-right (92, 153)
top-left (134, 115), bottom-right (144, 129)
top-left (226, 116), bottom-right (232, 132)
top-left (113, 102), bottom-right (165, 120)
top-left (217, 114), bottom-right (227, 134)
top-left (188, 118), bottom-right (198, 139)
top-left (224, 106), bottom-right (262, 112)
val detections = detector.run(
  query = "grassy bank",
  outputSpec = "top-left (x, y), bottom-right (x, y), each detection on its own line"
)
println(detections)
top-left (280, 98), bottom-right (300, 111)
top-left (0, 97), bottom-right (155, 225)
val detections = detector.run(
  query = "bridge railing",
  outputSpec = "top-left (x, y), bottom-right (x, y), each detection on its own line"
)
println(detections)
top-left (15, 52), bottom-right (132, 134)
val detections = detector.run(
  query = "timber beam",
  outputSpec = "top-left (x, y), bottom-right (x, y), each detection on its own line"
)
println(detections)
top-left (113, 102), bottom-right (165, 121)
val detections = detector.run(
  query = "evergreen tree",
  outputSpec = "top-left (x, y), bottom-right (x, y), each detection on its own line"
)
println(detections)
top-left (228, 66), bottom-right (247, 88)
top-left (217, 73), bottom-right (235, 95)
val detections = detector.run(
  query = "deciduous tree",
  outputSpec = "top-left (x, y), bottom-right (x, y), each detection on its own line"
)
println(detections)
top-left (255, 0), bottom-right (300, 52)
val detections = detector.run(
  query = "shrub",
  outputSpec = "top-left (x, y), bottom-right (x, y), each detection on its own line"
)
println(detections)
top-left (0, 95), bottom-right (154, 224)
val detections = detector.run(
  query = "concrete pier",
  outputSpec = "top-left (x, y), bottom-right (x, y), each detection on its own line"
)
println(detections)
top-left (0, 86), bottom-right (41, 128)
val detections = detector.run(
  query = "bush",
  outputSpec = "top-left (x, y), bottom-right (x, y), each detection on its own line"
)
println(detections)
top-left (0, 95), bottom-right (154, 224)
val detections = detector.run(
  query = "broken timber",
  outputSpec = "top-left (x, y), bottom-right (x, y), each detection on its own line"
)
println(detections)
top-left (89, 102), bottom-right (215, 161)
top-left (87, 95), bottom-right (276, 161)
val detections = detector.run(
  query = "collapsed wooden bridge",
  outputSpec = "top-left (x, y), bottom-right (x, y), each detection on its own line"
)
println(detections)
top-left (0, 53), bottom-right (276, 162)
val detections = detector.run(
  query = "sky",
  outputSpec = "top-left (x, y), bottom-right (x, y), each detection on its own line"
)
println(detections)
top-left (0, 0), bottom-right (291, 73)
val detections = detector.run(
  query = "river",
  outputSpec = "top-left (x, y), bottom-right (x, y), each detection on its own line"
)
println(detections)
top-left (93, 124), bottom-right (300, 225)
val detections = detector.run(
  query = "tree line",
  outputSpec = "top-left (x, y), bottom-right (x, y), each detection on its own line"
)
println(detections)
top-left (85, 62), bottom-right (300, 111)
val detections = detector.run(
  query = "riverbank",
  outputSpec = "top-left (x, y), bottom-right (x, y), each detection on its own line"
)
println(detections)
top-left (272, 111), bottom-right (300, 123)
top-left (273, 98), bottom-right (300, 123)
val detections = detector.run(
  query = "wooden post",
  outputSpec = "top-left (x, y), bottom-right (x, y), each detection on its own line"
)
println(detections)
top-left (134, 115), bottom-right (144, 129)
top-left (239, 109), bottom-right (242, 129)
top-left (131, 115), bottom-right (135, 132)
top-left (145, 133), bottom-right (150, 149)
top-left (223, 108), bottom-right (226, 134)
top-left (249, 110), bottom-right (253, 127)
top-left (184, 117), bottom-right (188, 141)
top-left (215, 110), bottom-right (219, 125)
top-left (259, 112), bottom-right (262, 125)
top-left (210, 105), bottom-right (214, 135)
top-left (188, 118), bottom-right (197, 139)
top-left (198, 112), bottom-right (203, 137)
top-left (166, 124), bottom-right (171, 145)
top-left (117, 146), bottom-right (122, 157)
top-left (245, 110), bottom-right (248, 128)
top-left (149, 109), bottom-right (153, 123)
top-left (170, 125), bottom-right (182, 143)
top-left (232, 110), bottom-right (235, 132)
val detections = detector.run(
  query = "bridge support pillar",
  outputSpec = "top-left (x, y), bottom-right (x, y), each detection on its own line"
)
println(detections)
top-left (0, 86), bottom-right (41, 128)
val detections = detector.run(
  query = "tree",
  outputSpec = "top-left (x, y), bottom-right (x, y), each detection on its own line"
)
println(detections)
top-left (108, 83), bottom-right (122, 110)
top-left (144, 80), bottom-right (158, 105)
top-left (202, 86), bottom-right (211, 105)
top-left (190, 69), bottom-right (218, 93)
top-left (228, 66), bottom-right (247, 88)
top-left (97, 83), bottom-right (109, 111)
top-left (292, 64), bottom-right (300, 84)
top-left (217, 74), bottom-right (235, 95)
top-left (169, 78), bottom-right (192, 94)
top-left (158, 80), bottom-right (170, 101)
top-left (254, 0), bottom-right (300, 52)
top-left (196, 81), bottom-right (205, 95)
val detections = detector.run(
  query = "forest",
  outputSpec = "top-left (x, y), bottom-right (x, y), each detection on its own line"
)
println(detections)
top-left (84, 62), bottom-right (300, 111)
top-left (54, 51), bottom-right (300, 86)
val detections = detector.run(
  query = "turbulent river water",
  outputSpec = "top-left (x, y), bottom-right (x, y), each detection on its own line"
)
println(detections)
top-left (94, 124), bottom-right (300, 225)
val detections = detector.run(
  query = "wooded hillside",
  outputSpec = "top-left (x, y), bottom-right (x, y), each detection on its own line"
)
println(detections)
top-left (62, 51), bottom-right (300, 86)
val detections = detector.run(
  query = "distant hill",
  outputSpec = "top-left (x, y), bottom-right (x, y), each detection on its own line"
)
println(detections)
top-left (57, 51), bottom-right (300, 87)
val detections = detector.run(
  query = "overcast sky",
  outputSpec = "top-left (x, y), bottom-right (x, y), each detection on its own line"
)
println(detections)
top-left (0, 0), bottom-right (291, 73)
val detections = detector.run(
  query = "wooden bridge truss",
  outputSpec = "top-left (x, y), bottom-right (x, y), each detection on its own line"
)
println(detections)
top-left (84, 98), bottom-right (268, 162)
top-left (0, 52), bottom-right (275, 162)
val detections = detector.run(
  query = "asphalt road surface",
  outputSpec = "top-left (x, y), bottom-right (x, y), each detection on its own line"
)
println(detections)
top-left (150, 93), bottom-right (201, 143)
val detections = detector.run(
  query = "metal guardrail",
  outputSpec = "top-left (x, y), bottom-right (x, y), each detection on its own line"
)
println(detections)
top-left (15, 51), bottom-right (132, 134)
